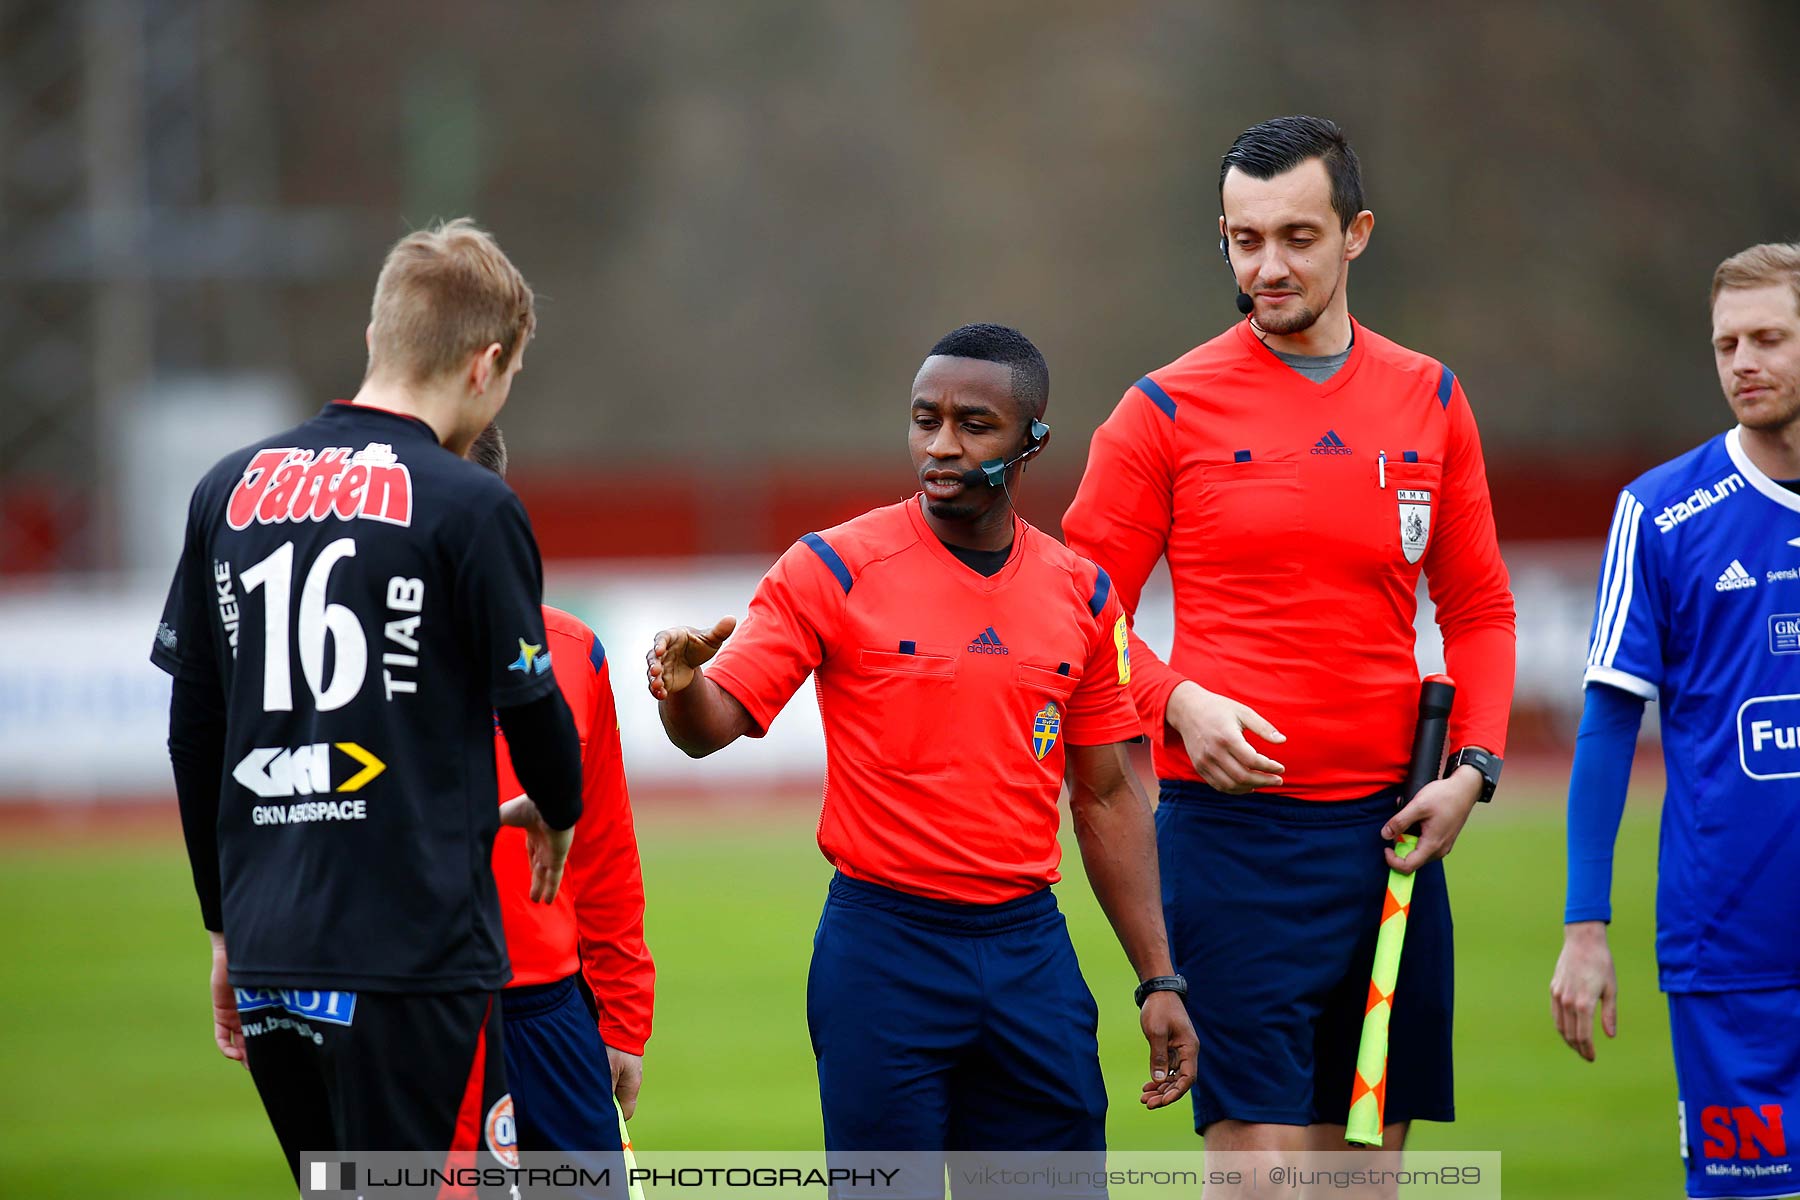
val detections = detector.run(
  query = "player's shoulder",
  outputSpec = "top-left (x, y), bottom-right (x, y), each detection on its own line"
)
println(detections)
top-left (541, 604), bottom-right (597, 653)
top-left (189, 419), bottom-right (313, 504)
top-left (1354, 323), bottom-right (1461, 410)
top-left (189, 402), bottom-right (518, 533)
top-left (541, 603), bottom-right (608, 682)
top-left (789, 498), bottom-right (922, 586)
top-left (1623, 432), bottom-right (1736, 509)
top-left (1135, 324), bottom-right (1248, 414)
top-left (1021, 524), bottom-right (1112, 617)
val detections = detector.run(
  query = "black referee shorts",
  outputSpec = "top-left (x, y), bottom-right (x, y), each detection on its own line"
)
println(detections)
top-left (1156, 781), bottom-right (1455, 1134)
top-left (239, 987), bottom-right (513, 1192)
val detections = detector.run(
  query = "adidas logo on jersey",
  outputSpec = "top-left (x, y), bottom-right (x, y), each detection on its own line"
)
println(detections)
top-left (1311, 429), bottom-right (1353, 455)
top-left (1716, 560), bottom-right (1757, 592)
top-left (968, 627), bottom-right (1009, 654)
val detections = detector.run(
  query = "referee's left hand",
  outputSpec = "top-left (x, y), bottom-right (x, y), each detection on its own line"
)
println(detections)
top-left (1380, 767), bottom-right (1483, 873)
top-left (1137, 992), bottom-right (1198, 1109)
top-left (608, 1047), bottom-right (644, 1120)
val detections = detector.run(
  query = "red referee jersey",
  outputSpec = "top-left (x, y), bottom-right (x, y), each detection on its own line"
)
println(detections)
top-left (1064, 318), bottom-right (1516, 801)
top-left (705, 496), bottom-right (1142, 904)
top-left (493, 606), bottom-right (654, 1056)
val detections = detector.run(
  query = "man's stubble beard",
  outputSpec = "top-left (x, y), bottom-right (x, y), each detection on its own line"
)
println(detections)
top-left (925, 497), bottom-right (977, 521)
top-left (1254, 259), bottom-right (1350, 337)
top-left (1731, 378), bottom-right (1800, 434)
top-left (1255, 303), bottom-right (1321, 336)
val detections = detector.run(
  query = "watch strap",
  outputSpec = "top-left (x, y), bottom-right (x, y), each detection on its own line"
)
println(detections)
top-left (1446, 746), bottom-right (1503, 802)
top-left (1134, 974), bottom-right (1189, 1008)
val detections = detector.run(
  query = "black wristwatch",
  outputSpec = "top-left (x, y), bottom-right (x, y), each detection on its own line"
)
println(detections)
top-left (1444, 746), bottom-right (1503, 803)
top-left (1134, 974), bottom-right (1189, 1008)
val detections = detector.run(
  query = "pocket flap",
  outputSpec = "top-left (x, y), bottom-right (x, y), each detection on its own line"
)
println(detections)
top-left (860, 648), bottom-right (956, 677)
top-left (1015, 663), bottom-right (1080, 695)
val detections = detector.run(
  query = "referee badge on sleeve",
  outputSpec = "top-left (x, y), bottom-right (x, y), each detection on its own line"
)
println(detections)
top-left (1032, 702), bottom-right (1062, 761)
top-left (1398, 489), bottom-right (1432, 564)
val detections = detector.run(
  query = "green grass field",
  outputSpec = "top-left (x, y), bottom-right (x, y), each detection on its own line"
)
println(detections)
top-left (0, 789), bottom-right (1675, 1198)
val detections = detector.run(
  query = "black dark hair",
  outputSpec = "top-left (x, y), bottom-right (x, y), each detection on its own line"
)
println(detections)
top-left (1219, 115), bottom-right (1365, 230)
top-left (926, 323), bottom-right (1049, 420)
top-left (468, 422), bottom-right (508, 477)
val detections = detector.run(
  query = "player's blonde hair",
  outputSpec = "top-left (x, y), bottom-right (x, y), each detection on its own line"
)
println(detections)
top-left (366, 218), bottom-right (535, 385)
top-left (1711, 242), bottom-right (1800, 313)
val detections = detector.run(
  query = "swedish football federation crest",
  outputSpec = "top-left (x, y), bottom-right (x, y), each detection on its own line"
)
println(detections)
top-left (1032, 701), bottom-right (1062, 761)
top-left (1398, 488), bottom-right (1432, 564)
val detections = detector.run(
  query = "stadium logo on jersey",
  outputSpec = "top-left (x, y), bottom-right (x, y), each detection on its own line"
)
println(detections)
top-left (485, 1094), bottom-right (520, 1169)
top-left (1032, 701), bottom-right (1062, 760)
top-left (1738, 694), bottom-right (1800, 780)
top-left (968, 627), bottom-right (1009, 654)
top-left (1398, 489), bottom-right (1432, 564)
top-left (508, 638), bottom-right (552, 675)
top-left (233, 988), bottom-right (357, 1027)
top-left (1771, 615), bottom-right (1800, 655)
top-left (1654, 472), bottom-right (1745, 533)
top-left (1114, 614), bottom-right (1131, 685)
top-left (235, 742), bottom-right (386, 800)
top-left (225, 443), bottom-right (413, 531)
top-left (1716, 560), bottom-right (1757, 592)
top-left (1311, 429), bottom-right (1352, 455)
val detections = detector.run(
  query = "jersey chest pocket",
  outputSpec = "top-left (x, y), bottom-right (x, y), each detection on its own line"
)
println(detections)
top-left (1015, 664), bottom-right (1079, 769)
top-left (1382, 460), bottom-right (1443, 570)
top-left (1016, 663), bottom-right (1080, 699)
top-left (859, 648), bottom-right (957, 677)
top-left (853, 647), bottom-right (957, 769)
top-left (1195, 460), bottom-right (1302, 576)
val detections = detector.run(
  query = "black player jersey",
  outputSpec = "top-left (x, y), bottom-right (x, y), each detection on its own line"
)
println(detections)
top-left (151, 401), bottom-right (560, 992)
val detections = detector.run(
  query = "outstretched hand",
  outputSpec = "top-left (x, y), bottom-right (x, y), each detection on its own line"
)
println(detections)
top-left (645, 616), bottom-right (738, 700)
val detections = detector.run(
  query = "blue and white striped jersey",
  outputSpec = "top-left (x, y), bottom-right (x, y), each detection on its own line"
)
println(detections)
top-left (1585, 426), bottom-right (1800, 992)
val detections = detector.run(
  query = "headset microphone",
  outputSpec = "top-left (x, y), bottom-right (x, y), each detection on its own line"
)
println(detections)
top-left (958, 418), bottom-right (1050, 489)
top-left (1221, 236), bottom-right (1254, 315)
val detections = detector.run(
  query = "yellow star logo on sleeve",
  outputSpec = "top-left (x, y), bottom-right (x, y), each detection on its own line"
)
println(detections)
top-left (508, 638), bottom-right (552, 676)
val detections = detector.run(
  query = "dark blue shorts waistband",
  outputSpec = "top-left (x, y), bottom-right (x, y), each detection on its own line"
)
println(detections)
top-left (827, 872), bottom-right (1057, 933)
top-left (1157, 779), bottom-right (1402, 827)
top-left (500, 973), bottom-right (580, 1019)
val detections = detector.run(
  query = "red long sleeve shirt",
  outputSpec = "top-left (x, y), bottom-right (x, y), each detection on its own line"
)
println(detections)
top-left (494, 605), bottom-right (655, 1055)
top-left (1063, 318), bottom-right (1516, 801)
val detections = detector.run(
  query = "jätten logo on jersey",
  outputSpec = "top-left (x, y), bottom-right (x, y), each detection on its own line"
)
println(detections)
top-left (226, 443), bottom-right (413, 530)
top-left (1655, 472), bottom-right (1745, 533)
